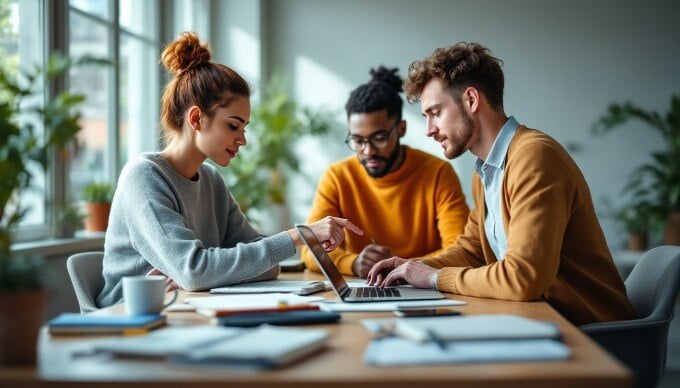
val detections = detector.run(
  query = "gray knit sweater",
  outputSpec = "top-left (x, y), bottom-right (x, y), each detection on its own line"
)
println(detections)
top-left (96, 152), bottom-right (295, 307)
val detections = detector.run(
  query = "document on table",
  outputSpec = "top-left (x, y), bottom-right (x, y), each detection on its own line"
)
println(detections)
top-left (210, 280), bottom-right (326, 296)
top-left (394, 314), bottom-right (561, 342)
top-left (86, 326), bottom-right (241, 357)
top-left (361, 314), bottom-right (570, 365)
top-left (317, 299), bottom-right (464, 312)
top-left (186, 293), bottom-right (325, 311)
top-left (83, 325), bottom-right (329, 368)
top-left (364, 337), bottom-right (570, 365)
top-left (178, 325), bottom-right (329, 368)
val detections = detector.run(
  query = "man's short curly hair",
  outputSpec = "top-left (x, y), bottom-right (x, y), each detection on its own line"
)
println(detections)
top-left (403, 42), bottom-right (504, 110)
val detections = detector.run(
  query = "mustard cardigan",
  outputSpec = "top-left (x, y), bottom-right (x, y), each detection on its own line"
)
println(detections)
top-left (424, 127), bottom-right (635, 325)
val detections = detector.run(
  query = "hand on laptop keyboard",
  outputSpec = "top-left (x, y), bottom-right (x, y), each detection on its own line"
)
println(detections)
top-left (367, 257), bottom-right (439, 289)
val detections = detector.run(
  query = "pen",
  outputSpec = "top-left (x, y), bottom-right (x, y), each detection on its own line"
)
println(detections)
top-left (427, 329), bottom-right (448, 350)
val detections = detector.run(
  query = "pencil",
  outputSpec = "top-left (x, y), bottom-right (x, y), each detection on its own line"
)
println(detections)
top-left (427, 329), bottom-right (448, 350)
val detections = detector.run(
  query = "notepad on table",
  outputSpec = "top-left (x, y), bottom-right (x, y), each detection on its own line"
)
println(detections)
top-left (318, 298), bottom-right (464, 312)
top-left (186, 293), bottom-right (325, 317)
top-left (364, 337), bottom-right (570, 365)
top-left (210, 280), bottom-right (326, 296)
top-left (48, 313), bottom-right (166, 335)
top-left (363, 314), bottom-right (568, 366)
top-left (177, 325), bottom-right (329, 368)
top-left (394, 314), bottom-right (561, 343)
top-left (88, 326), bottom-right (241, 357)
top-left (86, 325), bottom-right (330, 368)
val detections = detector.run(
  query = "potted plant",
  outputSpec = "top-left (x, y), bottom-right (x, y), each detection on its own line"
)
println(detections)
top-left (615, 201), bottom-right (655, 251)
top-left (220, 74), bottom-right (337, 228)
top-left (0, 54), bottom-right (99, 364)
top-left (592, 95), bottom-right (680, 245)
top-left (81, 182), bottom-right (114, 232)
top-left (54, 202), bottom-right (85, 238)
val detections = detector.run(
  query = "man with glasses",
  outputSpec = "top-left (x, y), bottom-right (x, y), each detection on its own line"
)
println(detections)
top-left (301, 66), bottom-right (470, 278)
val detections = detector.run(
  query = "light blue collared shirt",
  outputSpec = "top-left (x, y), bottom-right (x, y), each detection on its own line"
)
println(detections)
top-left (474, 116), bottom-right (519, 260)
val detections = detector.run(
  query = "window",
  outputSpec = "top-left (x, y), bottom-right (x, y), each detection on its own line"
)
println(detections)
top-left (68, 0), bottom-right (159, 202)
top-left (5, 0), bottom-right (164, 243)
top-left (1, 0), bottom-right (47, 239)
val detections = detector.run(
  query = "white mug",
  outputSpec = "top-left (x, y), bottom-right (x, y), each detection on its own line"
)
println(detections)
top-left (122, 275), bottom-right (178, 315)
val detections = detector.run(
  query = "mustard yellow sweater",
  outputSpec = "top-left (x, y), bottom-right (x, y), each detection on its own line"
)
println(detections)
top-left (424, 127), bottom-right (634, 325)
top-left (302, 146), bottom-right (469, 275)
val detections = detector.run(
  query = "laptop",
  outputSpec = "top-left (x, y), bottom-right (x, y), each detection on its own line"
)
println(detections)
top-left (295, 224), bottom-right (444, 302)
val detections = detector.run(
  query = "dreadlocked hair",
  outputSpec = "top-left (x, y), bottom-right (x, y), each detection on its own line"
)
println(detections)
top-left (345, 65), bottom-right (403, 120)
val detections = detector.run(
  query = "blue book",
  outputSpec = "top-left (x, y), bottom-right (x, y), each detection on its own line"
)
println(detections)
top-left (48, 313), bottom-right (166, 335)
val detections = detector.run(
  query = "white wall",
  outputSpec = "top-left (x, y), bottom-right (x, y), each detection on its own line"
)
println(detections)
top-left (215, 0), bottom-right (680, 250)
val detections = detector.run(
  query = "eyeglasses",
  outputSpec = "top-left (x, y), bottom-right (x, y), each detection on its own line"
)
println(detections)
top-left (344, 120), bottom-right (400, 152)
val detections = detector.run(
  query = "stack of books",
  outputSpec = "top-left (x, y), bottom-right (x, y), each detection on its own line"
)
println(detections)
top-left (186, 293), bottom-right (340, 327)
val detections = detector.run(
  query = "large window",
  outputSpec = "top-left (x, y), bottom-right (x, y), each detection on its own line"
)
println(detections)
top-left (1, 0), bottom-right (46, 238)
top-left (4, 0), bottom-right (163, 242)
top-left (68, 0), bottom-right (159, 202)
top-left (4, 0), bottom-right (215, 244)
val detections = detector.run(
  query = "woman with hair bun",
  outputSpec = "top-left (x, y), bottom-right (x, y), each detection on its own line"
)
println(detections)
top-left (97, 32), bottom-right (362, 307)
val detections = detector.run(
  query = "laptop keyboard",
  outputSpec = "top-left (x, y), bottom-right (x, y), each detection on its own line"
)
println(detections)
top-left (354, 287), bottom-right (402, 298)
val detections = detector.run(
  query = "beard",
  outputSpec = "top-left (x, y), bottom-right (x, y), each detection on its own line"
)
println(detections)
top-left (361, 141), bottom-right (402, 178)
top-left (443, 111), bottom-right (474, 160)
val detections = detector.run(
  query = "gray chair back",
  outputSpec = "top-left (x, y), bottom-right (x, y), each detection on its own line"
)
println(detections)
top-left (66, 251), bottom-right (105, 313)
top-left (581, 245), bottom-right (680, 388)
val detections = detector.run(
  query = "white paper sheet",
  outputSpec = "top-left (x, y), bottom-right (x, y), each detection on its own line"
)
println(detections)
top-left (210, 280), bottom-right (326, 295)
top-left (185, 293), bottom-right (325, 311)
top-left (316, 299), bottom-right (464, 312)
top-left (364, 337), bottom-right (570, 365)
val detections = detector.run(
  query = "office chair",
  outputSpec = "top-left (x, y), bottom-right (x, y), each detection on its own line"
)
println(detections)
top-left (580, 245), bottom-right (680, 388)
top-left (66, 251), bottom-right (105, 313)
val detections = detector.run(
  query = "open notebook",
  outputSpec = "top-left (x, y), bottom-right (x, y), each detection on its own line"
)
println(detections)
top-left (86, 325), bottom-right (329, 368)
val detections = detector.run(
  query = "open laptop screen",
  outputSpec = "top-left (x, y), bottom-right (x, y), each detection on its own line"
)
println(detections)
top-left (295, 224), bottom-right (350, 298)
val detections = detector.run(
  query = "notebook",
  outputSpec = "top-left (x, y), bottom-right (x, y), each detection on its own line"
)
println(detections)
top-left (177, 325), bottom-right (329, 368)
top-left (48, 313), bottom-right (166, 335)
top-left (210, 280), bottom-right (326, 296)
top-left (362, 314), bottom-right (569, 365)
top-left (185, 293), bottom-right (325, 317)
top-left (86, 325), bottom-right (329, 368)
top-left (364, 337), bottom-right (571, 365)
top-left (295, 224), bottom-right (444, 302)
top-left (394, 314), bottom-right (561, 342)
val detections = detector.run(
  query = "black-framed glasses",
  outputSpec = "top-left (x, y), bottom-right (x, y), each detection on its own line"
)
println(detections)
top-left (344, 119), bottom-right (400, 152)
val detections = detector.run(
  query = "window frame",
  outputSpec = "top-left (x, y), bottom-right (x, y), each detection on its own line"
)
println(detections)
top-left (10, 0), bottom-right (164, 243)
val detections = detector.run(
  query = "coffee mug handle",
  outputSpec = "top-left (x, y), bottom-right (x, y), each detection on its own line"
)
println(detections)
top-left (163, 287), bottom-right (178, 309)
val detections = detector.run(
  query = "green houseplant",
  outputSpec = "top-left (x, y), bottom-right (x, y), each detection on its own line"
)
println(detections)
top-left (0, 54), bottom-right (101, 364)
top-left (81, 182), bottom-right (114, 232)
top-left (55, 202), bottom-right (85, 238)
top-left (220, 74), bottom-right (337, 224)
top-left (615, 201), bottom-right (655, 251)
top-left (592, 94), bottom-right (680, 246)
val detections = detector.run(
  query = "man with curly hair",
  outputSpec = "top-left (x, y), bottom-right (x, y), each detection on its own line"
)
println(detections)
top-left (367, 43), bottom-right (634, 325)
top-left (301, 66), bottom-right (469, 278)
